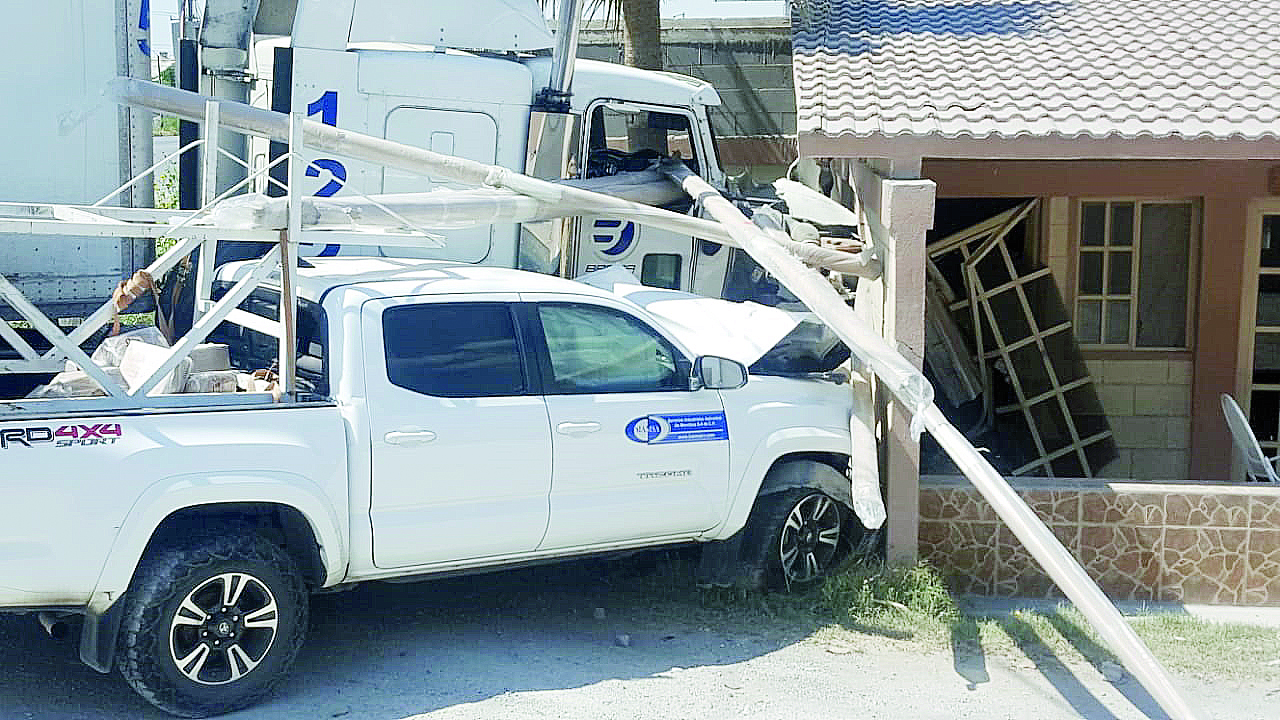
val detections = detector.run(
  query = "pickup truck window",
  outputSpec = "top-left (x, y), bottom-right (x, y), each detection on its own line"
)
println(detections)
top-left (383, 303), bottom-right (525, 397)
top-left (536, 303), bottom-right (686, 394)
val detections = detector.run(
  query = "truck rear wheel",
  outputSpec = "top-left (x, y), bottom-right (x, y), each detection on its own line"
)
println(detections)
top-left (116, 532), bottom-right (308, 717)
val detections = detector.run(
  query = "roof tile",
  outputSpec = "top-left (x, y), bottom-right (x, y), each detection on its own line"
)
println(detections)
top-left (792, 0), bottom-right (1280, 142)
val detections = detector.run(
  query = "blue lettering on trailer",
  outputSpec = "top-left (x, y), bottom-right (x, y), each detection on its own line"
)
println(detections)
top-left (138, 0), bottom-right (151, 56)
top-left (305, 91), bottom-right (343, 255)
top-left (625, 412), bottom-right (728, 445)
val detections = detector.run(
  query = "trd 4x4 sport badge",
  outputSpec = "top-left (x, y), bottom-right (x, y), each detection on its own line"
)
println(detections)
top-left (0, 423), bottom-right (123, 449)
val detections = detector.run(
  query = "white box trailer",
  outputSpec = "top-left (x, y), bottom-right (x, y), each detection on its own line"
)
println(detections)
top-left (0, 0), bottom-right (153, 319)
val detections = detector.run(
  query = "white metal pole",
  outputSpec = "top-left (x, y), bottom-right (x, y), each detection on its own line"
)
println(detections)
top-left (194, 100), bottom-right (221, 324)
top-left (662, 163), bottom-right (1201, 720)
top-left (279, 114), bottom-right (303, 397)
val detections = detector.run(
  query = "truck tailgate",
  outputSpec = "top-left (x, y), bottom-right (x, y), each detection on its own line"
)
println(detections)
top-left (0, 404), bottom-right (347, 608)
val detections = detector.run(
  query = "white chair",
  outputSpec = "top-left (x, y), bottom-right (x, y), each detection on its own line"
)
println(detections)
top-left (1221, 393), bottom-right (1280, 483)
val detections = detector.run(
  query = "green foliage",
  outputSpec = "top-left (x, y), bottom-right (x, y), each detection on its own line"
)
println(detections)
top-left (153, 115), bottom-right (179, 136)
top-left (821, 561), bottom-right (958, 623)
top-left (155, 166), bottom-right (179, 213)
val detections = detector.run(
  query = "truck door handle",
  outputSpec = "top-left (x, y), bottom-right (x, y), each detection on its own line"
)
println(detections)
top-left (384, 430), bottom-right (437, 446)
top-left (556, 421), bottom-right (601, 436)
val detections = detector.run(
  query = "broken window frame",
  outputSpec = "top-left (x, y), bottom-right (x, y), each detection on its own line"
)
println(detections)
top-left (1073, 198), bottom-right (1198, 351)
top-left (928, 199), bottom-right (1116, 478)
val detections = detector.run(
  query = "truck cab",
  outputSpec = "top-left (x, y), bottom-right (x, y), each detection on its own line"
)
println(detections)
top-left (238, 0), bottom-right (730, 294)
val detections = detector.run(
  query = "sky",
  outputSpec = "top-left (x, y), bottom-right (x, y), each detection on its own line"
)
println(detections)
top-left (147, 0), bottom-right (787, 58)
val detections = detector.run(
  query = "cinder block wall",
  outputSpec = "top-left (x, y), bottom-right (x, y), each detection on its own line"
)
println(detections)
top-left (1089, 359), bottom-right (1194, 480)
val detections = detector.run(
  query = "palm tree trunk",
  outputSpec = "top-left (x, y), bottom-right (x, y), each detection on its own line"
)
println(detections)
top-left (621, 0), bottom-right (663, 71)
top-left (620, 0), bottom-right (666, 150)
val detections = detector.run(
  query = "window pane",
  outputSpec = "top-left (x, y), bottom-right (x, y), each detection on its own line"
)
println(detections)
top-left (1110, 203), bottom-right (1134, 246)
top-left (1108, 251), bottom-right (1132, 294)
top-left (538, 304), bottom-right (684, 393)
top-left (382, 304), bottom-right (523, 398)
top-left (1262, 215), bottom-right (1280, 269)
top-left (1105, 300), bottom-right (1130, 344)
top-left (1078, 252), bottom-right (1103, 294)
top-left (1076, 299), bottom-right (1102, 343)
top-left (641, 253), bottom-right (682, 290)
top-left (1081, 203), bottom-right (1106, 246)
top-left (587, 106), bottom-right (700, 177)
top-left (1250, 390), bottom-right (1280, 444)
top-left (1257, 274), bottom-right (1280, 326)
top-left (1254, 332), bottom-right (1280, 385)
top-left (1136, 203), bottom-right (1191, 347)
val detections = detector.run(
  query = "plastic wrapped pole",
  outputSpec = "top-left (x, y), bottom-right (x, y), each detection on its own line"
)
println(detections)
top-left (109, 80), bottom-right (871, 275)
top-left (662, 164), bottom-right (1200, 720)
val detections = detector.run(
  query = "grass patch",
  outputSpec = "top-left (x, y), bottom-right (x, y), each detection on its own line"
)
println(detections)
top-left (969, 603), bottom-right (1280, 683)
top-left (602, 553), bottom-right (1279, 683)
top-left (1128, 613), bottom-right (1280, 681)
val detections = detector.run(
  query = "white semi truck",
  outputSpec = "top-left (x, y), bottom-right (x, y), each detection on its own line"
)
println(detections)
top-left (192, 0), bottom-right (813, 300)
top-left (0, 3), bottom-right (874, 716)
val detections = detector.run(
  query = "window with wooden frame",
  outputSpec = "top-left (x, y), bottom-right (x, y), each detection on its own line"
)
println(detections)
top-left (1074, 200), bottom-right (1197, 349)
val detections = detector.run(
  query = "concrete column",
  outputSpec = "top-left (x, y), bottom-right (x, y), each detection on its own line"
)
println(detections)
top-left (1189, 196), bottom-right (1247, 481)
top-left (845, 159), bottom-right (935, 567)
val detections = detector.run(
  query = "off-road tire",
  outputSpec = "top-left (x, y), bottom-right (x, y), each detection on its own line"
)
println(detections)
top-left (744, 486), bottom-right (846, 590)
top-left (116, 531), bottom-right (308, 717)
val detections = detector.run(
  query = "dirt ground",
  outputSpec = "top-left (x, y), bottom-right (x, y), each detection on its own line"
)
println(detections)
top-left (1, 561), bottom-right (1275, 720)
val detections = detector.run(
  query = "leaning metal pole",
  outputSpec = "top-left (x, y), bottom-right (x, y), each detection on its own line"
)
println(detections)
top-left (108, 79), bottom-right (1199, 717)
top-left (660, 163), bottom-right (1200, 720)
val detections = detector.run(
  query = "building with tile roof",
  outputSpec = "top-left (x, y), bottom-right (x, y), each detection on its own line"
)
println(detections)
top-left (792, 0), bottom-right (1280, 603)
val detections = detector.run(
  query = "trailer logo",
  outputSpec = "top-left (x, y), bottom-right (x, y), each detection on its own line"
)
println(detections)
top-left (625, 412), bottom-right (728, 445)
top-left (0, 423), bottom-right (123, 449)
top-left (591, 219), bottom-right (638, 260)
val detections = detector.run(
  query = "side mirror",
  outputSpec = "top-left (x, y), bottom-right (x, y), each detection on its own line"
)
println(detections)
top-left (693, 355), bottom-right (748, 390)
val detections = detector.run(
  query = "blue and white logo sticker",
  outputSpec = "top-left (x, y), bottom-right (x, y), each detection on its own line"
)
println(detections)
top-left (626, 412), bottom-right (728, 445)
top-left (591, 219), bottom-right (638, 261)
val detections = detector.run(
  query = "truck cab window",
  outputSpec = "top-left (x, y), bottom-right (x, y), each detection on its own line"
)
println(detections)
top-left (586, 104), bottom-right (700, 178)
top-left (536, 303), bottom-right (687, 394)
top-left (382, 303), bottom-right (525, 398)
top-left (209, 284), bottom-right (329, 396)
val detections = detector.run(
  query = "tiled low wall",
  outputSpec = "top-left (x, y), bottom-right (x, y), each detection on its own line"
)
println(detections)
top-left (919, 476), bottom-right (1280, 605)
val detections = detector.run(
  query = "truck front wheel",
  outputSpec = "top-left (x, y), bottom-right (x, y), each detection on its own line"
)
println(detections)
top-left (746, 487), bottom-right (846, 589)
top-left (116, 532), bottom-right (308, 717)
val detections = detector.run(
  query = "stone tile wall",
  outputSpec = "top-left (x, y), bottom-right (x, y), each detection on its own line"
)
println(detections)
top-left (919, 477), bottom-right (1280, 604)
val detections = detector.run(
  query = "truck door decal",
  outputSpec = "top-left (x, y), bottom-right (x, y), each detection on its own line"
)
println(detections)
top-left (305, 91), bottom-right (344, 255)
top-left (625, 412), bottom-right (728, 445)
top-left (592, 219), bottom-right (637, 260)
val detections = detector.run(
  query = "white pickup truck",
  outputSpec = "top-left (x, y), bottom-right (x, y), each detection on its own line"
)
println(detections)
top-left (0, 257), bottom-right (861, 717)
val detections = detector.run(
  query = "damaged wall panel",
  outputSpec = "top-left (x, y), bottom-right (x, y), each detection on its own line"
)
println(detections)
top-left (928, 199), bottom-right (1116, 477)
